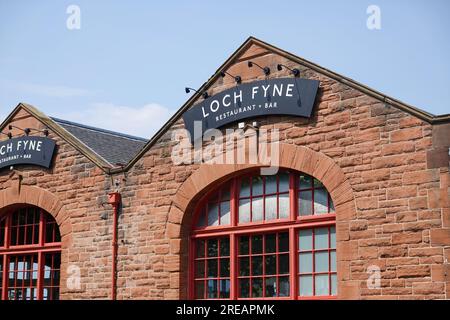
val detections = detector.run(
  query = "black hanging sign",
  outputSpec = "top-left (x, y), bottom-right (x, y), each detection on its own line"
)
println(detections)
top-left (182, 77), bottom-right (319, 140)
top-left (0, 136), bottom-right (56, 169)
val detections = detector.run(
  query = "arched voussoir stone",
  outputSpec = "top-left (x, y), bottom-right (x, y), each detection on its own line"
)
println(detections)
top-left (0, 185), bottom-right (73, 241)
top-left (173, 143), bottom-right (356, 236)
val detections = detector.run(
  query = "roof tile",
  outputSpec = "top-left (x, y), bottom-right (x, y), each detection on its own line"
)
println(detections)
top-left (51, 117), bottom-right (147, 166)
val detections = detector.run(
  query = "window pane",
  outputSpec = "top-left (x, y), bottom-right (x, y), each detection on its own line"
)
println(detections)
top-left (34, 228), bottom-right (40, 245)
top-left (315, 252), bottom-right (329, 273)
top-left (330, 227), bottom-right (336, 248)
top-left (315, 275), bottom-right (329, 296)
top-left (314, 188), bottom-right (328, 214)
top-left (330, 251), bottom-right (336, 272)
top-left (221, 188), bottom-right (231, 201)
top-left (279, 194), bottom-right (289, 219)
top-left (220, 259), bottom-right (230, 277)
top-left (331, 274), bottom-right (337, 295)
top-left (207, 203), bottom-right (219, 226)
top-left (25, 288), bottom-right (33, 300)
top-left (45, 222), bottom-right (57, 243)
top-left (329, 198), bottom-right (335, 212)
top-left (219, 279), bottom-right (230, 298)
top-left (196, 210), bottom-right (205, 228)
top-left (208, 192), bottom-right (219, 203)
top-left (32, 210), bottom-right (40, 224)
top-left (207, 280), bottom-right (217, 298)
top-left (252, 176), bottom-right (264, 196)
top-left (195, 261), bottom-right (205, 278)
top-left (265, 277), bottom-right (277, 297)
top-left (252, 198), bottom-right (263, 222)
top-left (298, 191), bottom-right (312, 216)
top-left (207, 239), bottom-right (218, 257)
top-left (18, 226), bottom-right (25, 245)
top-left (252, 256), bottom-right (263, 276)
top-left (265, 175), bottom-right (277, 194)
top-left (279, 232), bottom-right (289, 252)
top-left (279, 172), bottom-right (290, 193)
top-left (314, 228), bottom-right (329, 249)
top-left (279, 254), bottom-right (289, 274)
top-left (279, 276), bottom-right (290, 297)
top-left (265, 234), bottom-right (276, 253)
top-left (240, 178), bottom-right (251, 197)
top-left (239, 257), bottom-right (250, 276)
top-left (220, 238), bottom-right (230, 256)
top-left (251, 278), bottom-right (263, 297)
top-left (195, 281), bottom-right (205, 299)
top-left (239, 279), bottom-right (250, 298)
top-left (219, 202), bottom-right (230, 225)
top-left (265, 255), bottom-right (276, 275)
top-left (196, 240), bottom-right (205, 258)
top-left (299, 174), bottom-right (312, 189)
top-left (239, 236), bottom-right (249, 255)
top-left (299, 229), bottom-right (312, 251)
top-left (239, 199), bottom-right (251, 223)
top-left (207, 259), bottom-right (218, 277)
top-left (313, 178), bottom-right (323, 188)
top-left (10, 226), bottom-right (17, 246)
top-left (299, 253), bottom-right (313, 273)
top-left (265, 195), bottom-right (277, 220)
top-left (251, 235), bottom-right (263, 254)
top-left (299, 275), bottom-right (313, 296)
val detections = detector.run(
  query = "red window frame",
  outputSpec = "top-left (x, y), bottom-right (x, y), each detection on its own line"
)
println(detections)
top-left (195, 184), bottom-right (232, 228)
top-left (0, 206), bottom-right (61, 300)
top-left (297, 226), bottom-right (337, 299)
top-left (236, 231), bottom-right (290, 299)
top-left (190, 170), bottom-right (337, 300)
top-left (193, 237), bottom-right (230, 299)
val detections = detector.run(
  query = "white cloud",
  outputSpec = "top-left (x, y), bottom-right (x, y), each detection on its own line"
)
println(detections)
top-left (56, 102), bottom-right (174, 138)
top-left (0, 79), bottom-right (90, 98)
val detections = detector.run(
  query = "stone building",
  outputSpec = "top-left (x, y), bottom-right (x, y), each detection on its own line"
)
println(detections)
top-left (0, 37), bottom-right (449, 300)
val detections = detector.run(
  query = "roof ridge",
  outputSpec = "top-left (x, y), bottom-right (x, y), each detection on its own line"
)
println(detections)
top-left (51, 117), bottom-right (148, 142)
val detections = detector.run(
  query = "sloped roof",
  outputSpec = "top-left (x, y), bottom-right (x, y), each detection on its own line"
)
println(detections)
top-left (51, 118), bottom-right (147, 166)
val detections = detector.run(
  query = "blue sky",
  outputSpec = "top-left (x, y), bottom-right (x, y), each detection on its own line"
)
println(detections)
top-left (0, 0), bottom-right (449, 138)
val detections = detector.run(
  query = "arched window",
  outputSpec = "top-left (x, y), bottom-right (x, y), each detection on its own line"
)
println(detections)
top-left (0, 206), bottom-right (61, 300)
top-left (191, 170), bottom-right (336, 300)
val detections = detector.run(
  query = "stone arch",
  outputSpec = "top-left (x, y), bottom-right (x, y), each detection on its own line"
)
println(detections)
top-left (169, 143), bottom-right (358, 299)
top-left (0, 185), bottom-right (73, 298)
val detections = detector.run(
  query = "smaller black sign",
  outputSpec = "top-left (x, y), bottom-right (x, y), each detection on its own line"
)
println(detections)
top-left (182, 77), bottom-right (320, 141)
top-left (0, 136), bottom-right (56, 169)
